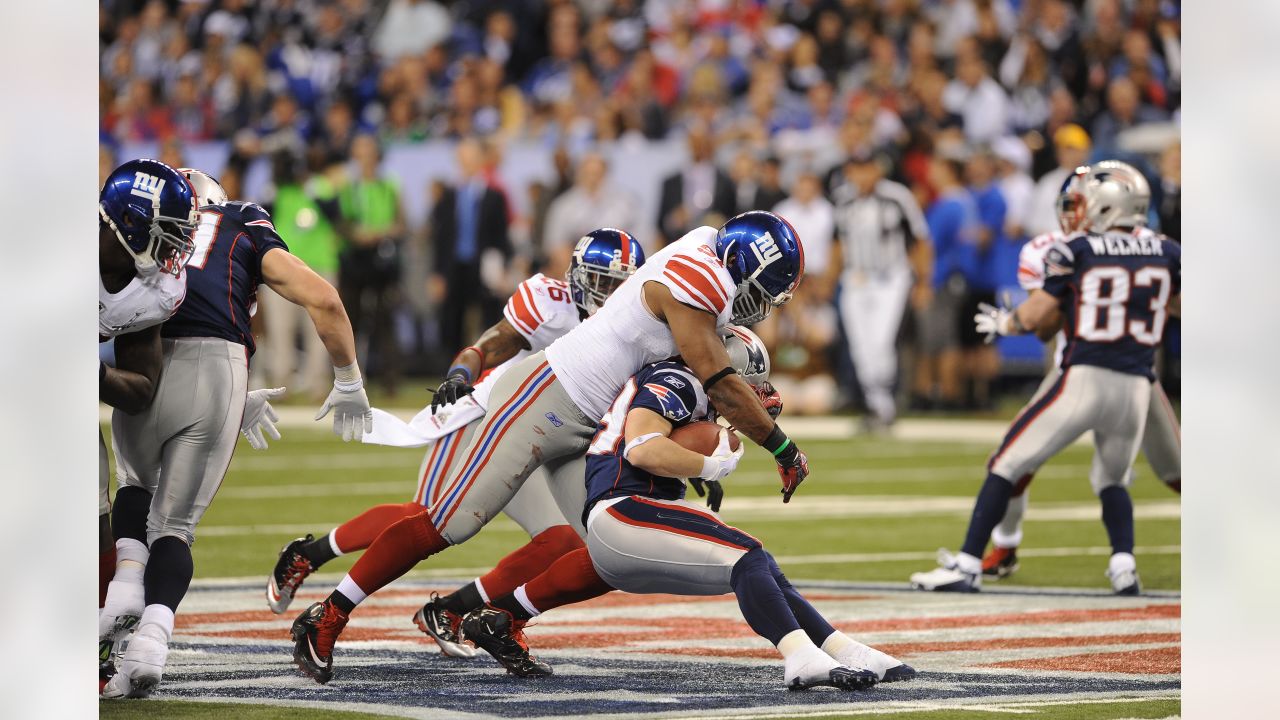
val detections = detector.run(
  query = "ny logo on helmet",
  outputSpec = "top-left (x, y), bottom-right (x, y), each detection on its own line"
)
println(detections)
top-left (130, 172), bottom-right (167, 202)
top-left (750, 232), bottom-right (783, 269)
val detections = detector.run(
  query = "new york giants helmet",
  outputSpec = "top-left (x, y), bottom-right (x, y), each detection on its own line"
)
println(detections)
top-left (179, 167), bottom-right (228, 207)
top-left (714, 211), bottom-right (804, 326)
top-left (567, 228), bottom-right (646, 315)
top-left (721, 324), bottom-right (770, 387)
top-left (1081, 160), bottom-right (1151, 231)
top-left (100, 159), bottom-right (199, 277)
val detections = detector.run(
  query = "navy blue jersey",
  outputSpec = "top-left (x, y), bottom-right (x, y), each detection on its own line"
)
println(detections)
top-left (583, 361), bottom-right (711, 518)
top-left (1042, 228), bottom-right (1181, 379)
top-left (162, 201), bottom-right (289, 354)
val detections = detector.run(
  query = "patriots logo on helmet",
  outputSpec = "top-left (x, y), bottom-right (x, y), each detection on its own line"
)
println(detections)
top-left (644, 381), bottom-right (692, 422)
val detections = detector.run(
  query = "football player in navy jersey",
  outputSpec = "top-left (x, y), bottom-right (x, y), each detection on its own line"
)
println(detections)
top-left (911, 161), bottom-right (1181, 595)
top-left (459, 328), bottom-right (914, 691)
top-left (102, 171), bottom-right (372, 699)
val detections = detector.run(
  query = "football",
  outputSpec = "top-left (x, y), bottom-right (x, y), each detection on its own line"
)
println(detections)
top-left (668, 421), bottom-right (740, 455)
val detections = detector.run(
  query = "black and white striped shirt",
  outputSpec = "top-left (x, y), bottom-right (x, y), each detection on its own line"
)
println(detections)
top-left (833, 179), bottom-right (929, 276)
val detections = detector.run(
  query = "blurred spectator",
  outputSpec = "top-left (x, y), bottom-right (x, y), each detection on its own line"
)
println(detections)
top-left (373, 0), bottom-right (451, 61)
top-left (99, 144), bottom-right (117, 188)
top-left (262, 150), bottom-right (343, 399)
top-left (832, 153), bottom-right (932, 427)
top-left (1157, 140), bottom-right (1180, 240)
top-left (942, 54), bottom-right (1009, 144)
top-left (338, 134), bottom-right (405, 395)
top-left (1090, 76), bottom-right (1169, 154)
top-left (524, 5), bottom-right (583, 106)
top-left (963, 148), bottom-right (1010, 410)
top-left (657, 123), bottom-right (735, 244)
top-left (992, 136), bottom-right (1034, 240)
top-left (774, 171), bottom-right (836, 295)
top-left (158, 137), bottom-right (185, 171)
top-left (428, 138), bottom-right (512, 355)
top-left (914, 155), bottom-right (979, 410)
top-left (1024, 123), bottom-right (1091, 237)
top-left (542, 152), bottom-right (641, 276)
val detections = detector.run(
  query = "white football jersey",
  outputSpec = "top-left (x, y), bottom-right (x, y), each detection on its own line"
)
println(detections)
top-left (99, 269), bottom-right (187, 340)
top-left (471, 273), bottom-right (581, 409)
top-left (545, 226), bottom-right (736, 421)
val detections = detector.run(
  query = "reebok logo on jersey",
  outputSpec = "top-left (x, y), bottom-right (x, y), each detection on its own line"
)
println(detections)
top-left (130, 172), bottom-right (166, 201)
top-left (544, 412), bottom-right (564, 428)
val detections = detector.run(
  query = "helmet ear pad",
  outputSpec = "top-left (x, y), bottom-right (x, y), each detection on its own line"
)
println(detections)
top-left (719, 241), bottom-right (746, 285)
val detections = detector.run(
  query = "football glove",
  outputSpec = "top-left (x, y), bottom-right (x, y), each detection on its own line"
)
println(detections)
top-left (755, 381), bottom-right (783, 419)
top-left (698, 429), bottom-right (744, 485)
top-left (775, 443), bottom-right (809, 503)
top-left (432, 371), bottom-right (475, 413)
top-left (241, 387), bottom-right (285, 450)
top-left (974, 302), bottom-right (1016, 344)
top-left (687, 478), bottom-right (725, 513)
top-left (316, 378), bottom-right (373, 442)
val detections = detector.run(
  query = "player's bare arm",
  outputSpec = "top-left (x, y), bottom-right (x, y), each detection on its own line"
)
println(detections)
top-left (974, 290), bottom-right (1062, 344)
top-left (433, 318), bottom-right (532, 412)
top-left (101, 325), bottom-right (163, 414)
top-left (260, 248), bottom-right (356, 367)
top-left (646, 282), bottom-right (775, 444)
top-left (624, 406), bottom-right (743, 484)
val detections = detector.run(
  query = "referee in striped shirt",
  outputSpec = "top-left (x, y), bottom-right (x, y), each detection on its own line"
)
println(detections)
top-left (832, 151), bottom-right (933, 428)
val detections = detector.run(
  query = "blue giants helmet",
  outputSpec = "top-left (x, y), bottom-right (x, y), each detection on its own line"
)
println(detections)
top-left (100, 158), bottom-right (199, 277)
top-left (713, 211), bottom-right (804, 325)
top-left (567, 228), bottom-right (646, 315)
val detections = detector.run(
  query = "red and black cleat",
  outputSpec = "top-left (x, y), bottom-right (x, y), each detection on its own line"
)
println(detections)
top-left (290, 600), bottom-right (349, 684)
top-left (982, 546), bottom-right (1020, 579)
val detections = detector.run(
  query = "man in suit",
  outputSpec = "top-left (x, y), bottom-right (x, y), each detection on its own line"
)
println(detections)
top-left (429, 137), bottom-right (512, 355)
top-left (656, 122), bottom-right (735, 245)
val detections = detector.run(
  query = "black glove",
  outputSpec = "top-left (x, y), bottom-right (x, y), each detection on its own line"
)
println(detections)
top-left (431, 371), bottom-right (475, 413)
top-left (688, 477), bottom-right (725, 513)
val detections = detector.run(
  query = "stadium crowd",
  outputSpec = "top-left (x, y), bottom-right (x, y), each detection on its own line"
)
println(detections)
top-left (99, 0), bottom-right (1182, 420)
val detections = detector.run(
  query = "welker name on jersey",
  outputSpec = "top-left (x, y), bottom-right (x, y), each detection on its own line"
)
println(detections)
top-left (1042, 228), bottom-right (1180, 380)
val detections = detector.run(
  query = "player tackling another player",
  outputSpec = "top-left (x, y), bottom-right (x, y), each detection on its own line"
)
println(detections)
top-left (265, 230), bottom-right (646, 661)
top-left (911, 160), bottom-right (1180, 595)
top-left (288, 211), bottom-right (811, 685)
top-left (455, 336), bottom-right (913, 690)
top-left (101, 165), bottom-right (373, 699)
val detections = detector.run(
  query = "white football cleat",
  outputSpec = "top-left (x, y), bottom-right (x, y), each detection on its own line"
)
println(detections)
top-left (1106, 567), bottom-right (1141, 595)
top-left (910, 549), bottom-right (981, 592)
top-left (828, 638), bottom-right (917, 682)
top-left (784, 647), bottom-right (876, 690)
top-left (101, 622), bottom-right (169, 699)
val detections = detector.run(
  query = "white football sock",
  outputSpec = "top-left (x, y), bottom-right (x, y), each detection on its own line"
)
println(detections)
top-left (138, 604), bottom-right (175, 641)
top-left (1109, 552), bottom-right (1137, 574)
top-left (327, 529), bottom-right (345, 557)
top-left (474, 578), bottom-right (490, 603)
top-left (955, 552), bottom-right (982, 575)
top-left (513, 585), bottom-right (541, 618)
top-left (336, 575), bottom-right (367, 607)
top-left (114, 538), bottom-right (149, 584)
top-left (779, 629), bottom-right (839, 683)
top-left (821, 631), bottom-right (897, 676)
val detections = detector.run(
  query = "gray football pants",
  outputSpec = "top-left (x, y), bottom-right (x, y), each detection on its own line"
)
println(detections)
top-left (413, 419), bottom-right (574, 539)
top-left (112, 338), bottom-right (248, 546)
top-left (988, 364), bottom-right (1150, 494)
top-left (992, 373), bottom-right (1179, 548)
top-left (426, 352), bottom-right (595, 545)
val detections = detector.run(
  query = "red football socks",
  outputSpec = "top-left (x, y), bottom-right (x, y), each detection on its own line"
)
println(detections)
top-left (346, 510), bottom-right (448, 598)
top-left (523, 546), bottom-right (614, 613)
top-left (332, 502), bottom-right (425, 554)
top-left (477, 525), bottom-right (584, 600)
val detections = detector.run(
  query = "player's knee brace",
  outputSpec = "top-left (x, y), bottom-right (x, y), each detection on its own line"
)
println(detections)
top-left (112, 485), bottom-right (152, 544)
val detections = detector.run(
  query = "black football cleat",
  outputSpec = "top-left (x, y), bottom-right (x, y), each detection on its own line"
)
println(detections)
top-left (412, 594), bottom-right (479, 658)
top-left (982, 546), bottom-right (1020, 579)
top-left (290, 600), bottom-right (348, 684)
top-left (460, 606), bottom-right (552, 677)
top-left (882, 663), bottom-right (918, 682)
top-left (268, 535), bottom-right (316, 614)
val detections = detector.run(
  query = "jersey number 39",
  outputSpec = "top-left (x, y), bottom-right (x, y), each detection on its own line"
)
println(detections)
top-left (1076, 266), bottom-right (1172, 345)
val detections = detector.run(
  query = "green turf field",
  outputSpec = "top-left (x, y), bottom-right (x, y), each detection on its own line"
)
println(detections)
top-left (169, 427), bottom-right (1179, 591)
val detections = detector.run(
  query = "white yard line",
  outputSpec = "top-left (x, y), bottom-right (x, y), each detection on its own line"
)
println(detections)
top-left (771, 544), bottom-right (1181, 565)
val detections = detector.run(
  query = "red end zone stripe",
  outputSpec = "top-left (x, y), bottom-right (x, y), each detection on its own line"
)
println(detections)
top-left (436, 368), bottom-right (557, 528)
top-left (605, 503), bottom-right (753, 551)
top-left (984, 645), bottom-right (1179, 675)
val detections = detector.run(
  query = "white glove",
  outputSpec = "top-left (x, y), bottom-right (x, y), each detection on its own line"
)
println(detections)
top-left (241, 387), bottom-right (285, 450)
top-left (698, 429), bottom-right (745, 483)
top-left (973, 302), bottom-right (1016, 344)
top-left (316, 363), bottom-right (373, 441)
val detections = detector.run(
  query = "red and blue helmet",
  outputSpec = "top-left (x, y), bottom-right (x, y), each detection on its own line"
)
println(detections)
top-left (567, 228), bottom-right (646, 315)
top-left (100, 158), bottom-right (199, 277)
top-left (713, 211), bottom-right (804, 325)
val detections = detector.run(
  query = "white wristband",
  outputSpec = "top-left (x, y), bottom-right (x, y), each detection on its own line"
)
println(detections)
top-left (700, 454), bottom-right (719, 480)
top-left (622, 432), bottom-right (663, 462)
top-left (333, 362), bottom-right (363, 392)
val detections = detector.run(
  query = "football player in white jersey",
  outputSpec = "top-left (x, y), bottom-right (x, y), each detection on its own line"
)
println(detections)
top-left (978, 169), bottom-right (1182, 580)
top-left (289, 211), bottom-right (807, 684)
top-left (265, 230), bottom-right (645, 660)
top-left (98, 159), bottom-right (198, 614)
